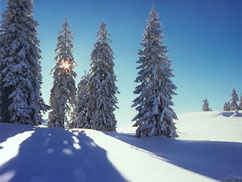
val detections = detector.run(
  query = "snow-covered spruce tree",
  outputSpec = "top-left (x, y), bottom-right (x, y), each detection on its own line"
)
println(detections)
top-left (227, 101), bottom-right (231, 111)
top-left (48, 18), bottom-right (76, 128)
top-left (0, 0), bottom-right (46, 125)
top-left (132, 7), bottom-right (177, 138)
top-left (88, 22), bottom-right (119, 131)
top-left (70, 72), bottom-right (90, 129)
top-left (239, 95), bottom-right (242, 110)
top-left (230, 88), bottom-right (239, 111)
top-left (224, 101), bottom-right (231, 111)
top-left (223, 102), bottom-right (227, 111)
top-left (202, 98), bottom-right (212, 111)
top-left (0, 84), bottom-right (2, 122)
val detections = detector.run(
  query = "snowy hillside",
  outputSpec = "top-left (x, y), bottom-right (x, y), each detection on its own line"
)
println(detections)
top-left (0, 111), bottom-right (242, 182)
top-left (177, 111), bottom-right (242, 142)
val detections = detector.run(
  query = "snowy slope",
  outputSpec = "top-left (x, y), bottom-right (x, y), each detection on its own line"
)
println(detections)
top-left (177, 111), bottom-right (242, 142)
top-left (0, 111), bottom-right (242, 182)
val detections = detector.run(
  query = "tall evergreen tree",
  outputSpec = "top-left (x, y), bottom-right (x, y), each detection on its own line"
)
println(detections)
top-left (48, 18), bottom-right (76, 128)
top-left (230, 88), bottom-right (239, 111)
top-left (132, 7), bottom-right (177, 138)
top-left (70, 72), bottom-right (90, 129)
top-left (0, 0), bottom-right (45, 125)
top-left (202, 98), bottom-right (212, 111)
top-left (88, 22), bottom-right (119, 131)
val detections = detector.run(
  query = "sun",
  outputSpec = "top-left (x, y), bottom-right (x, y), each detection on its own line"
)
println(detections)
top-left (60, 60), bottom-right (71, 71)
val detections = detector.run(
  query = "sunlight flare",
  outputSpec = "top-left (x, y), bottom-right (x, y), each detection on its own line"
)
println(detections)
top-left (60, 60), bottom-right (71, 71)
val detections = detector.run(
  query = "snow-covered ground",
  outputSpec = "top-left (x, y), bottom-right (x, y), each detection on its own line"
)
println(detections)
top-left (0, 111), bottom-right (242, 182)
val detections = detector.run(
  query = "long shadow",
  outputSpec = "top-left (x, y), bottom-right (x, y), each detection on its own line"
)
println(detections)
top-left (0, 123), bottom-right (34, 144)
top-left (105, 132), bottom-right (242, 181)
top-left (219, 111), bottom-right (242, 117)
top-left (0, 127), bottom-right (127, 182)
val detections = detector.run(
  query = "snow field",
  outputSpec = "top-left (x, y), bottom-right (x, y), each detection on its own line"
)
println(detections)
top-left (0, 111), bottom-right (242, 182)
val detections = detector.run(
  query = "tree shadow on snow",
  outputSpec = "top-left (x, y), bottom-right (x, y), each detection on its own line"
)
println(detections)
top-left (0, 128), bottom-right (127, 182)
top-left (105, 132), bottom-right (242, 181)
top-left (0, 123), bottom-right (34, 144)
top-left (219, 111), bottom-right (242, 117)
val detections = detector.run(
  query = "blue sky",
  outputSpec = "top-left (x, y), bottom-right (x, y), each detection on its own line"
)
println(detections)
top-left (1, 0), bottom-right (242, 127)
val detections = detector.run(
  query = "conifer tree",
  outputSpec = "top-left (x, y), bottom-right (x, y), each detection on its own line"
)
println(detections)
top-left (0, 83), bottom-right (2, 122)
top-left (202, 98), bottom-right (212, 111)
top-left (70, 72), bottom-right (90, 129)
top-left (132, 6), bottom-right (177, 138)
top-left (48, 18), bottom-right (76, 128)
top-left (0, 0), bottom-right (45, 125)
top-left (223, 102), bottom-right (227, 111)
top-left (224, 101), bottom-right (231, 111)
top-left (88, 22), bottom-right (119, 131)
top-left (230, 88), bottom-right (239, 111)
top-left (239, 95), bottom-right (242, 110)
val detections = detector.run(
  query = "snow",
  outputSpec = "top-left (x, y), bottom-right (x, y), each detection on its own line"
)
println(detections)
top-left (177, 111), bottom-right (242, 142)
top-left (0, 111), bottom-right (242, 182)
top-left (0, 125), bottom-right (125, 182)
top-left (0, 124), bottom-right (34, 169)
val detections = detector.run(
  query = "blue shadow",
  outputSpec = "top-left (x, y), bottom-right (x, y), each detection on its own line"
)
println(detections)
top-left (105, 132), bottom-right (242, 181)
top-left (0, 123), bottom-right (34, 144)
top-left (0, 127), bottom-right (127, 182)
top-left (219, 111), bottom-right (242, 117)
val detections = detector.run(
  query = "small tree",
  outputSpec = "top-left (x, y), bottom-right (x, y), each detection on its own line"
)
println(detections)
top-left (132, 6), bottom-right (177, 138)
top-left (202, 98), bottom-right (212, 111)
top-left (230, 88), bottom-right (239, 111)
top-left (0, 0), bottom-right (46, 125)
top-left (88, 22), bottom-right (119, 132)
top-left (239, 95), bottom-right (242, 110)
top-left (224, 101), bottom-right (231, 111)
top-left (48, 18), bottom-right (76, 128)
top-left (70, 72), bottom-right (90, 129)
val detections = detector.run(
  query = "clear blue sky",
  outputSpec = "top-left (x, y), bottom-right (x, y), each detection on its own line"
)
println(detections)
top-left (1, 0), bottom-right (242, 127)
